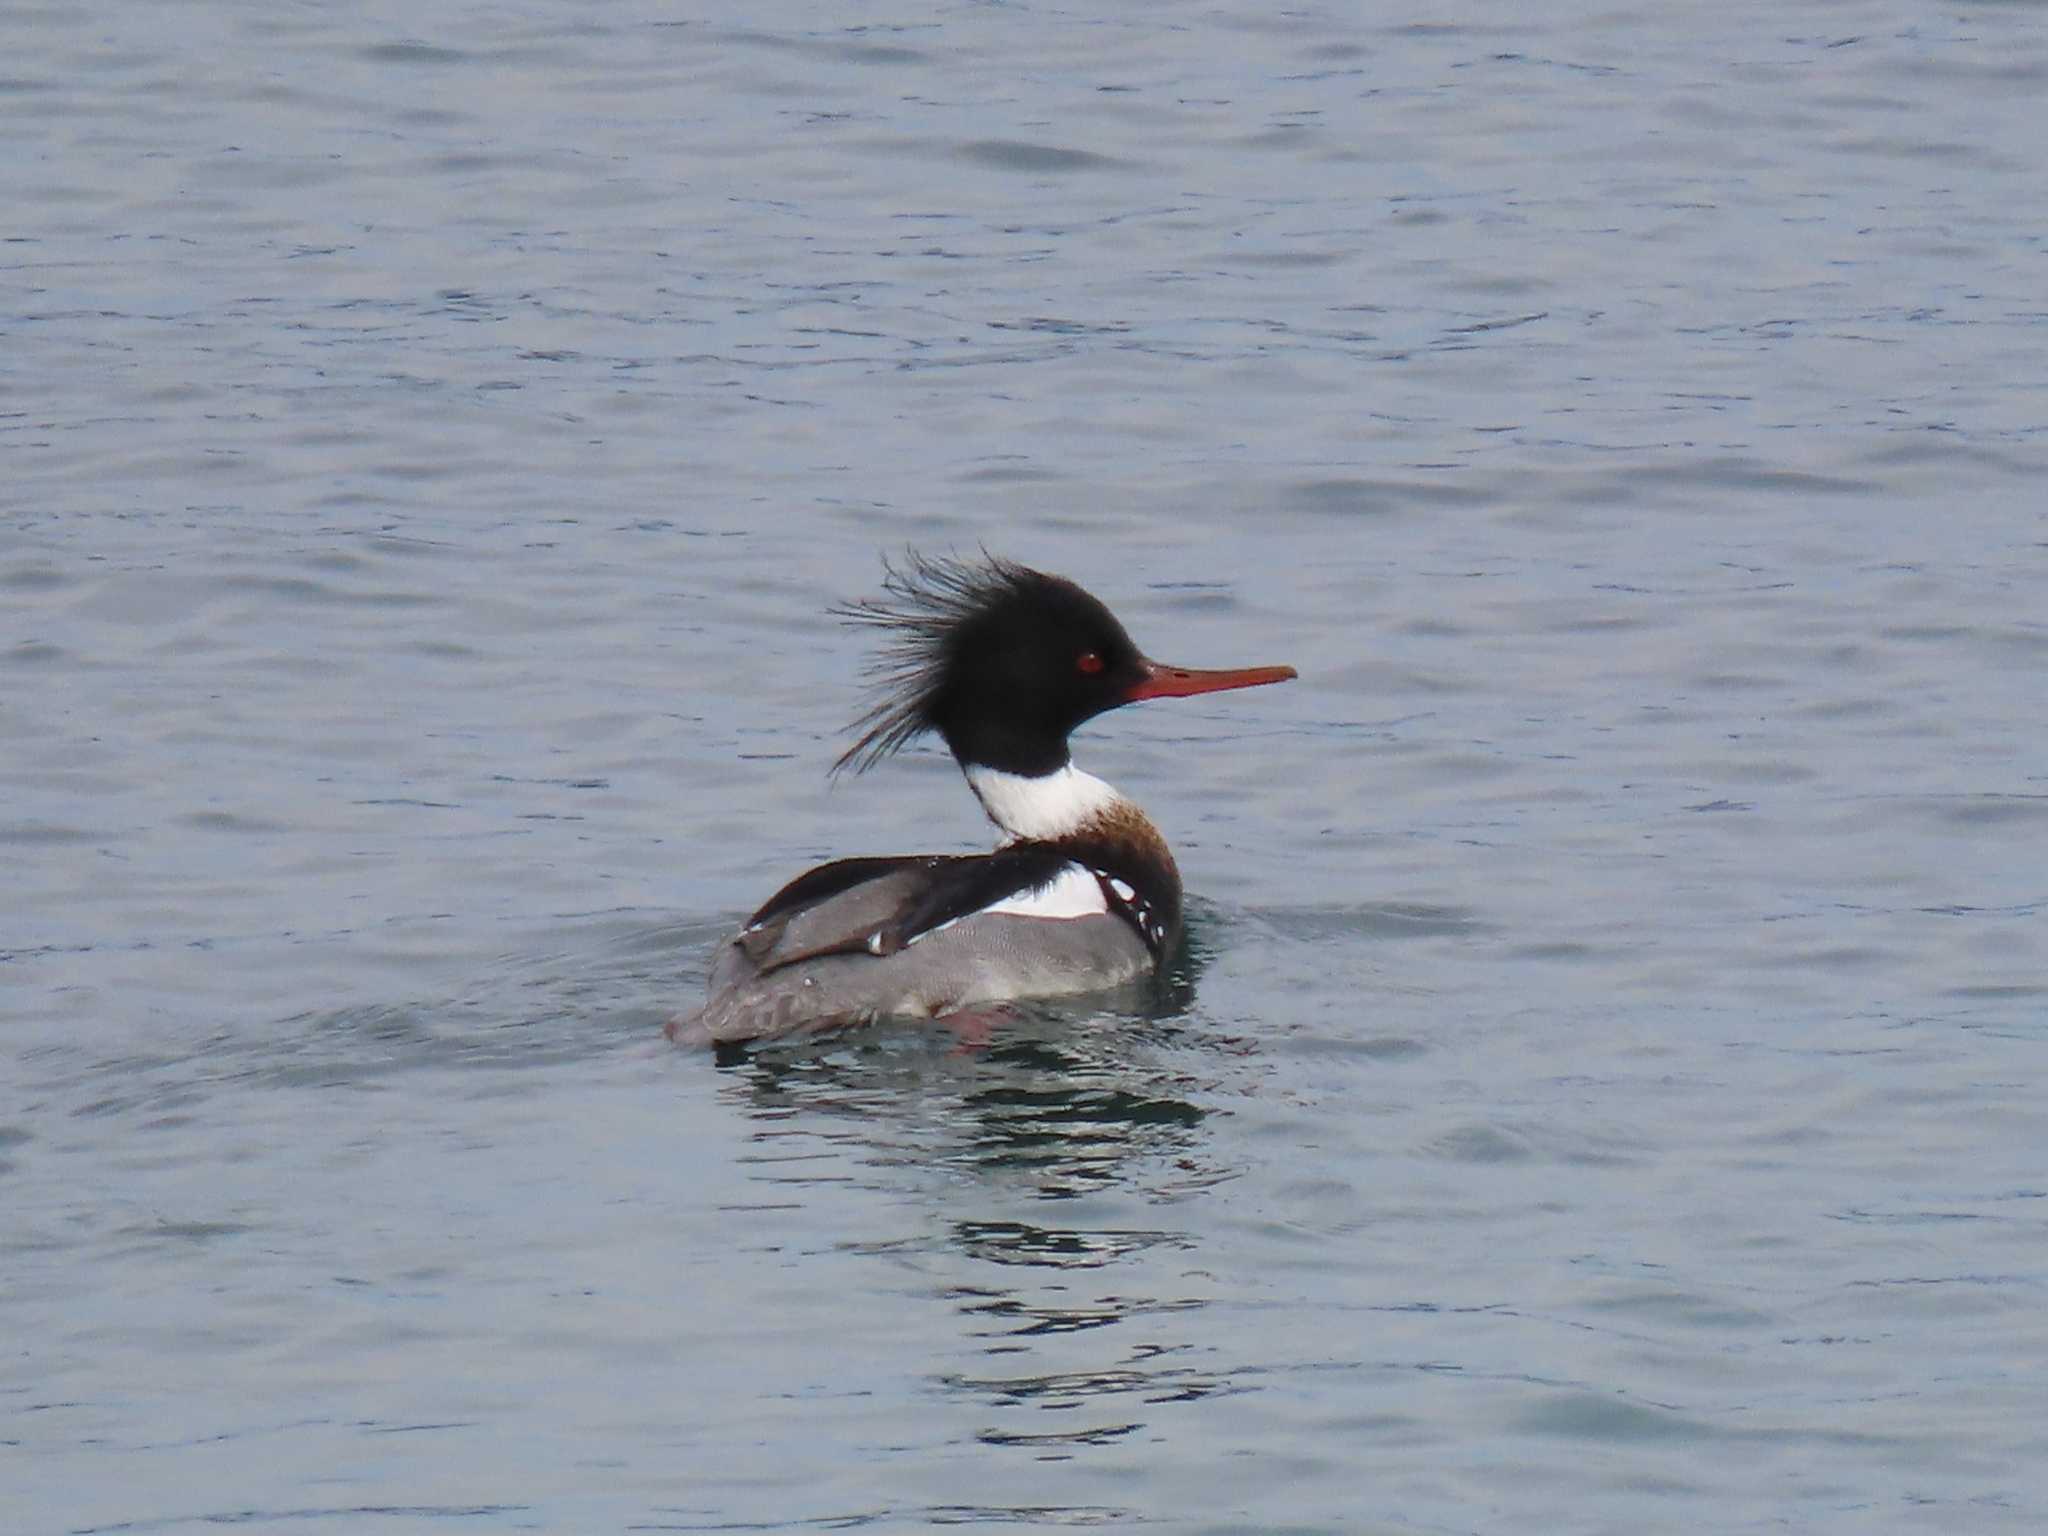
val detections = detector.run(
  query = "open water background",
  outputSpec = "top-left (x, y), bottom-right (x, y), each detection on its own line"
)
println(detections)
top-left (5, 3), bottom-right (2047, 1532)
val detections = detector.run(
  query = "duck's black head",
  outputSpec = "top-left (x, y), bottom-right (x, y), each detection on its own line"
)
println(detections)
top-left (834, 552), bottom-right (1294, 778)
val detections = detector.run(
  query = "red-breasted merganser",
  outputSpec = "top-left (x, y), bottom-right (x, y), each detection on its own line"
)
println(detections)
top-left (667, 552), bottom-right (1296, 1046)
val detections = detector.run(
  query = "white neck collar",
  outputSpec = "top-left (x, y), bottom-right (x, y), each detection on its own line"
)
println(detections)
top-left (964, 762), bottom-right (1127, 843)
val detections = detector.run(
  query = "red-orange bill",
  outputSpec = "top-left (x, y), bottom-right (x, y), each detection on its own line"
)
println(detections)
top-left (1124, 658), bottom-right (1298, 702)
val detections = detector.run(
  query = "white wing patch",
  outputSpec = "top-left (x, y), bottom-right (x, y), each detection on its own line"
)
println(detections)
top-left (979, 862), bottom-right (1109, 921)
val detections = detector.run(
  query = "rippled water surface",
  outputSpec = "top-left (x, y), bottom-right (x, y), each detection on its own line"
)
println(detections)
top-left (6, 3), bottom-right (2047, 1532)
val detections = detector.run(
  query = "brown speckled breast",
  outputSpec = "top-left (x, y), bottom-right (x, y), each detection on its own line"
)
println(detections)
top-left (1046, 802), bottom-right (1184, 963)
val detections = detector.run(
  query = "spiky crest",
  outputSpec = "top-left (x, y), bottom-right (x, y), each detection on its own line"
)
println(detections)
top-left (831, 550), bottom-right (1052, 775)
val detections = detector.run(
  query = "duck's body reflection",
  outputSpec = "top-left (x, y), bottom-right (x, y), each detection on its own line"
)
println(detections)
top-left (711, 938), bottom-right (1257, 1457)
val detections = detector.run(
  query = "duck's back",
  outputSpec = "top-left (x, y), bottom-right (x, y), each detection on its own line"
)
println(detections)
top-left (671, 849), bottom-right (1162, 1045)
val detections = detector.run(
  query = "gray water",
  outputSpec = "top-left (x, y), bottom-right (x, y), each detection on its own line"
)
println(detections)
top-left (6, 3), bottom-right (2047, 1532)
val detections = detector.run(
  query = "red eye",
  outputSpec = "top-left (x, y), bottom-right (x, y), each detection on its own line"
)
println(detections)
top-left (1076, 650), bottom-right (1105, 675)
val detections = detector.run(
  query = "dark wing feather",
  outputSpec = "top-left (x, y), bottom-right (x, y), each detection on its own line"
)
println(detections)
top-left (742, 855), bottom-right (935, 932)
top-left (732, 845), bottom-right (1076, 976)
top-left (878, 844), bottom-right (1075, 955)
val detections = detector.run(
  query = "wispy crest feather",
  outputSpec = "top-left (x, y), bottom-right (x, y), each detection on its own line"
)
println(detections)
top-left (831, 550), bottom-right (1044, 776)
